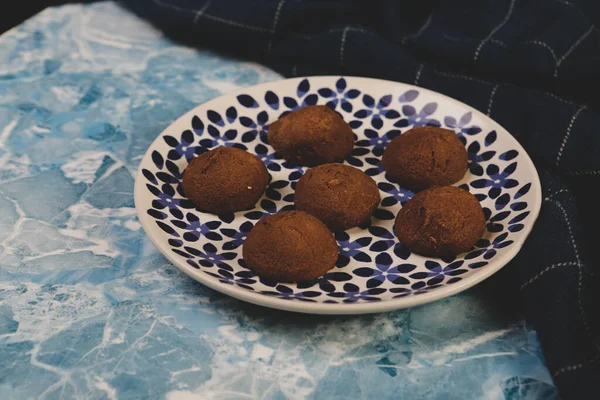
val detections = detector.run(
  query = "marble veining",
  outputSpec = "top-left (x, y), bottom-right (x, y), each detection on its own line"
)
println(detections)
top-left (0, 2), bottom-right (558, 399)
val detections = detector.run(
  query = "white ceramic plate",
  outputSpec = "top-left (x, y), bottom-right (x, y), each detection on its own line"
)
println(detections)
top-left (134, 76), bottom-right (541, 314)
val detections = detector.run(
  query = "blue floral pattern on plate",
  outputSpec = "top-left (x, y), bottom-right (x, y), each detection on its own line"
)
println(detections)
top-left (135, 76), bottom-right (541, 313)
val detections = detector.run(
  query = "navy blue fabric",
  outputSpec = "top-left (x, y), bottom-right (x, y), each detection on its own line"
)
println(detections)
top-left (120, 0), bottom-right (600, 397)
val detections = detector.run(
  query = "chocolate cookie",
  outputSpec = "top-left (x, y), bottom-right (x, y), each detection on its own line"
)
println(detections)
top-left (268, 105), bottom-right (354, 166)
top-left (243, 211), bottom-right (339, 282)
top-left (295, 163), bottom-right (380, 231)
top-left (395, 186), bottom-right (486, 257)
top-left (182, 146), bottom-right (269, 214)
top-left (382, 126), bottom-right (468, 191)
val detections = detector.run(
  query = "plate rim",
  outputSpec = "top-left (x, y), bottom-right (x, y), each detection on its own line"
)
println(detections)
top-left (134, 75), bottom-right (542, 315)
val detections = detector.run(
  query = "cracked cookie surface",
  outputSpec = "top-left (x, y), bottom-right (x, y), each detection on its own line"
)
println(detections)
top-left (182, 146), bottom-right (269, 214)
top-left (268, 105), bottom-right (354, 167)
top-left (382, 126), bottom-right (467, 191)
top-left (394, 186), bottom-right (486, 257)
top-left (243, 211), bottom-right (338, 282)
top-left (295, 163), bottom-right (380, 231)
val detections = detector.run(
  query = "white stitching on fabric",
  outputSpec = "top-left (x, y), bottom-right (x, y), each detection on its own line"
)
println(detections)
top-left (544, 189), bottom-right (568, 201)
top-left (553, 200), bottom-right (595, 340)
top-left (553, 201), bottom-right (580, 265)
top-left (555, 25), bottom-right (595, 79)
top-left (154, 0), bottom-right (194, 14)
top-left (340, 26), bottom-right (350, 68)
top-left (486, 84), bottom-right (499, 115)
top-left (554, 354), bottom-right (600, 377)
top-left (520, 262), bottom-right (579, 289)
top-left (556, 105), bottom-right (586, 167)
top-left (201, 13), bottom-right (271, 33)
top-left (402, 12), bottom-right (434, 45)
top-left (267, 0), bottom-right (286, 54)
top-left (270, 1), bottom-right (285, 34)
top-left (154, 0), bottom-right (272, 33)
top-left (433, 70), bottom-right (495, 85)
top-left (292, 27), bottom-right (367, 41)
top-left (522, 40), bottom-right (558, 64)
top-left (474, 0), bottom-right (516, 62)
top-left (490, 38), bottom-right (508, 47)
top-left (576, 260), bottom-right (594, 338)
top-left (544, 92), bottom-right (577, 106)
top-left (557, 0), bottom-right (589, 19)
top-left (566, 170), bottom-right (600, 175)
top-left (557, 26), bottom-right (594, 65)
top-left (443, 33), bottom-right (506, 46)
top-left (193, 0), bottom-right (213, 23)
top-left (442, 33), bottom-right (460, 42)
top-left (554, 363), bottom-right (582, 377)
top-left (414, 64), bottom-right (424, 85)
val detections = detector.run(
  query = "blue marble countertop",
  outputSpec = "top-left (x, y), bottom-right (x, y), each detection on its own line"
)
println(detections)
top-left (0, 2), bottom-right (559, 399)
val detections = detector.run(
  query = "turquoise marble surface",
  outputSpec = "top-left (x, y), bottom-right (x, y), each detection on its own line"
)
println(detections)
top-left (0, 2), bottom-right (559, 399)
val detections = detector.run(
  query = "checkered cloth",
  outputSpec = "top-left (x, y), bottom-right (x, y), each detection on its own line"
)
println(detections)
top-left (120, 0), bottom-right (600, 397)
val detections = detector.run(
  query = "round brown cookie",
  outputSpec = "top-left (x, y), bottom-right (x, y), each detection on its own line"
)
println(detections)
top-left (395, 186), bottom-right (486, 257)
top-left (267, 105), bottom-right (354, 167)
top-left (382, 126), bottom-right (468, 191)
top-left (243, 211), bottom-right (339, 282)
top-left (182, 146), bottom-right (269, 214)
top-left (295, 163), bottom-right (381, 231)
